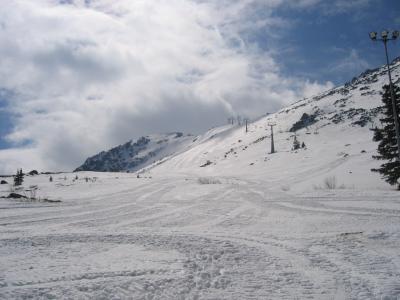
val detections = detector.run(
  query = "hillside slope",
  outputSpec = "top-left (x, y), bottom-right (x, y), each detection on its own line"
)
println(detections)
top-left (147, 58), bottom-right (400, 191)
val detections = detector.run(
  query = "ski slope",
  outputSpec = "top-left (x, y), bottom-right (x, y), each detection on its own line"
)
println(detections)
top-left (147, 59), bottom-right (398, 191)
top-left (0, 171), bottom-right (400, 299)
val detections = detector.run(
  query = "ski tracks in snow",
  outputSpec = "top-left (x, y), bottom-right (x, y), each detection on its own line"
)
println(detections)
top-left (1, 176), bottom-right (400, 299)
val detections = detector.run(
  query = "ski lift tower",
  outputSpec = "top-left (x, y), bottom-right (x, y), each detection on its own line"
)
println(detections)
top-left (268, 122), bottom-right (276, 154)
top-left (369, 30), bottom-right (400, 161)
top-left (244, 118), bottom-right (249, 133)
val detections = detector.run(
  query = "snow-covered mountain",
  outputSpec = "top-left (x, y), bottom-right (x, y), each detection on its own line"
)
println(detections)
top-left (143, 57), bottom-right (400, 190)
top-left (74, 132), bottom-right (194, 172)
top-left (76, 57), bottom-right (400, 191)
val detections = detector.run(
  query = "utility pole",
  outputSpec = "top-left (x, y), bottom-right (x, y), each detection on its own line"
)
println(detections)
top-left (369, 30), bottom-right (400, 161)
top-left (245, 118), bottom-right (249, 133)
top-left (268, 122), bottom-right (276, 154)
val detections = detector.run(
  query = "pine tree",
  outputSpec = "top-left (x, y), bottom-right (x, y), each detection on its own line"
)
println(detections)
top-left (13, 170), bottom-right (18, 186)
top-left (13, 169), bottom-right (24, 186)
top-left (371, 84), bottom-right (400, 190)
top-left (19, 169), bottom-right (24, 185)
top-left (372, 126), bottom-right (383, 142)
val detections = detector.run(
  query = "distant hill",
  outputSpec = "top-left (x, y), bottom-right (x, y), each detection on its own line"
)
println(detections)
top-left (74, 132), bottom-right (194, 172)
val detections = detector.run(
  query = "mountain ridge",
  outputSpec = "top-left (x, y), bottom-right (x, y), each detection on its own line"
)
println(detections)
top-left (74, 132), bottom-right (194, 172)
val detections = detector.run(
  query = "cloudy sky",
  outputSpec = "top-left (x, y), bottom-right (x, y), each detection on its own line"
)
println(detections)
top-left (0, 0), bottom-right (399, 173)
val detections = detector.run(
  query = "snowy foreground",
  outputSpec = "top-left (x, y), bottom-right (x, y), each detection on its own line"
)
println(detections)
top-left (1, 172), bottom-right (400, 299)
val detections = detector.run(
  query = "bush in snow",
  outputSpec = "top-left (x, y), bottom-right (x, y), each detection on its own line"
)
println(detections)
top-left (323, 176), bottom-right (337, 189)
top-left (26, 185), bottom-right (38, 200)
top-left (313, 176), bottom-right (347, 190)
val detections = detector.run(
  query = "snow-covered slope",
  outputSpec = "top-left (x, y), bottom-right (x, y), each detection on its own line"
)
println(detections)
top-left (75, 132), bottom-right (194, 172)
top-left (76, 58), bottom-right (400, 192)
top-left (147, 58), bottom-right (400, 191)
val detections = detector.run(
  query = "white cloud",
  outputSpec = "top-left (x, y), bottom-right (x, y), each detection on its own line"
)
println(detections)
top-left (0, 0), bottom-right (335, 173)
top-left (300, 80), bottom-right (335, 99)
top-left (0, 148), bottom-right (46, 175)
top-left (330, 49), bottom-right (370, 75)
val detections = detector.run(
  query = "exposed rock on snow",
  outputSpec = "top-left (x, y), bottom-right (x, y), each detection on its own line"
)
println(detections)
top-left (289, 112), bottom-right (318, 132)
top-left (75, 133), bottom-right (194, 172)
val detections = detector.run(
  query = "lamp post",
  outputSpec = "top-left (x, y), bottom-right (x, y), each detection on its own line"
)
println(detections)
top-left (369, 30), bottom-right (400, 161)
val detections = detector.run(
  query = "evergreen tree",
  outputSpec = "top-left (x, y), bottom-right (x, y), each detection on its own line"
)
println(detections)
top-left (19, 169), bottom-right (24, 185)
top-left (372, 126), bottom-right (383, 142)
top-left (13, 169), bottom-right (24, 186)
top-left (13, 170), bottom-right (18, 186)
top-left (371, 84), bottom-right (400, 190)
